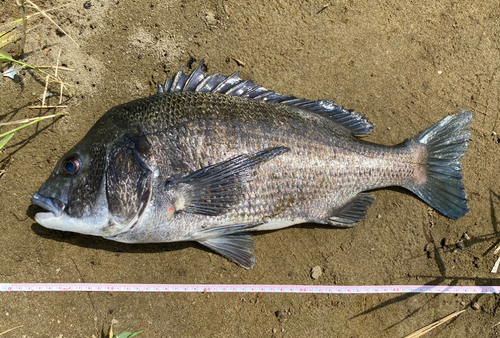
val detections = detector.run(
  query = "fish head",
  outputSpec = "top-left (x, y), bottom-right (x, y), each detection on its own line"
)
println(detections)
top-left (31, 140), bottom-right (112, 236)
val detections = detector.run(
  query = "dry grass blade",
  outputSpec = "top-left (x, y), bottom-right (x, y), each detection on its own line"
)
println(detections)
top-left (36, 65), bottom-right (74, 71)
top-left (28, 105), bottom-right (68, 109)
top-left (0, 4), bottom-right (68, 39)
top-left (0, 325), bottom-right (23, 336)
top-left (494, 244), bottom-right (500, 255)
top-left (25, 0), bottom-right (79, 47)
top-left (232, 57), bottom-right (245, 67)
top-left (20, 0), bottom-right (26, 54)
top-left (0, 113), bottom-right (68, 151)
top-left (25, 3), bottom-right (70, 20)
top-left (0, 113), bottom-right (68, 126)
top-left (0, 113), bottom-right (67, 138)
top-left (0, 31), bottom-right (19, 49)
top-left (41, 73), bottom-right (50, 106)
top-left (55, 48), bottom-right (63, 104)
top-left (0, 20), bottom-right (20, 36)
top-left (0, 3), bottom-right (67, 50)
top-left (404, 310), bottom-right (466, 338)
top-left (317, 3), bottom-right (331, 14)
top-left (491, 256), bottom-right (500, 273)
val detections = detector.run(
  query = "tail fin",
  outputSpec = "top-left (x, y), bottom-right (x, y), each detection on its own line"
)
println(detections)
top-left (407, 110), bottom-right (472, 219)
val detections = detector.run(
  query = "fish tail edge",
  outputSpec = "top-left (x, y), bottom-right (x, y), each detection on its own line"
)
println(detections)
top-left (406, 110), bottom-right (472, 219)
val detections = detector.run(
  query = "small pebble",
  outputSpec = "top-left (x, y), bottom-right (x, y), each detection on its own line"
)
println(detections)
top-left (272, 328), bottom-right (277, 334)
top-left (463, 232), bottom-right (471, 241)
top-left (472, 302), bottom-right (480, 311)
top-left (456, 241), bottom-right (465, 250)
top-left (441, 237), bottom-right (452, 248)
top-left (205, 12), bottom-right (217, 25)
top-left (311, 266), bottom-right (322, 280)
top-left (424, 243), bottom-right (435, 259)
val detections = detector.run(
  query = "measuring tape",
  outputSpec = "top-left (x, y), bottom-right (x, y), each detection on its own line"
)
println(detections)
top-left (1, 283), bottom-right (499, 294)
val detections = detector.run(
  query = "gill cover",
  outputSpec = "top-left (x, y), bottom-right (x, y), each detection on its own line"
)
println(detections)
top-left (105, 136), bottom-right (153, 235)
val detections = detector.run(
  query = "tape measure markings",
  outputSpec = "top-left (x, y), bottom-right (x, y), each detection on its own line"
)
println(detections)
top-left (1, 283), bottom-right (499, 294)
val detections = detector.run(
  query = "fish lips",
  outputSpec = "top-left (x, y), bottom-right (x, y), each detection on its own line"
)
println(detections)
top-left (31, 192), bottom-right (66, 218)
top-left (31, 192), bottom-right (111, 236)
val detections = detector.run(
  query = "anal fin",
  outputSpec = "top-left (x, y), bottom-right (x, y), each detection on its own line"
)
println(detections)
top-left (327, 193), bottom-right (375, 227)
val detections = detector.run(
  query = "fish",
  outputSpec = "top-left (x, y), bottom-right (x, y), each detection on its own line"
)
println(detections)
top-left (31, 60), bottom-right (472, 269)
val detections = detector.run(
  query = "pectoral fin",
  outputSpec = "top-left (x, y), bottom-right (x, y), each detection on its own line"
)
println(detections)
top-left (166, 147), bottom-right (290, 216)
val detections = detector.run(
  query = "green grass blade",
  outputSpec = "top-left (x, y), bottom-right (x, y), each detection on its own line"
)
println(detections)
top-left (115, 331), bottom-right (142, 338)
top-left (118, 321), bottom-right (136, 333)
top-left (0, 133), bottom-right (14, 150)
top-left (0, 51), bottom-right (52, 77)
top-left (0, 118), bottom-right (42, 139)
top-left (0, 113), bottom-right (67, 139)
top-left (114, 321), bottom-right (142, 338)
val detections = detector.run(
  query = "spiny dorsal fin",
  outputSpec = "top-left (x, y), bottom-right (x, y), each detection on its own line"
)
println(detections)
top-left (158, 59), bottom-right (375, 137)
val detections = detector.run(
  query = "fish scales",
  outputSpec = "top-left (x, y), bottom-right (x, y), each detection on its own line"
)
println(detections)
top-left (111, 94), bottom-right (416, 230)
top-left (32, 60), bottom-right (472, 268)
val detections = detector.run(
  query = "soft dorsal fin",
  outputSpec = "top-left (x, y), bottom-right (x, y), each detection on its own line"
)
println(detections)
top-left (158, 59), bottom-right (375, 137)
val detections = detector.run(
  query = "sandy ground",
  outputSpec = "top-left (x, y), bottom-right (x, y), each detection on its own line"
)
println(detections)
top-left (1, 0), bottom-right (500, 337)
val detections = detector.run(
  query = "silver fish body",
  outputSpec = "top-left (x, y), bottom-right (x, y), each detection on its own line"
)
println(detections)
top-left (32, 61), bottom-right (472, 268)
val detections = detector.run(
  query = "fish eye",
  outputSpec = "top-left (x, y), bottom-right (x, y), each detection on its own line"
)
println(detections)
top-left (61, 155), bottom-right (81, 176)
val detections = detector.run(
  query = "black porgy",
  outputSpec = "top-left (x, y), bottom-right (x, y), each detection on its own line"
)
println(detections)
top-left (31, 60), bottom-right (472, 268)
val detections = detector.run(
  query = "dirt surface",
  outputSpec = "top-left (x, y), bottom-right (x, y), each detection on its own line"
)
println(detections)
top-left (1, 0), bottom-right (500, 337)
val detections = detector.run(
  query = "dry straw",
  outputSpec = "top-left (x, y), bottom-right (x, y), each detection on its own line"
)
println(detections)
top-left (1, 1), bottom-right (76, 153)
top-left (404, 310), bottom-right (466, 338)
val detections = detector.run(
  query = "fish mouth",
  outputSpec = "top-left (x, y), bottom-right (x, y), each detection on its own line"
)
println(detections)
top-left (31, 193), bottom-right (65, 217)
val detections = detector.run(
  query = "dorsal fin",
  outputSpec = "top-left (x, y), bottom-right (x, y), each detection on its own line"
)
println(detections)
top-left (158, 59), bottom-right (375, 136)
